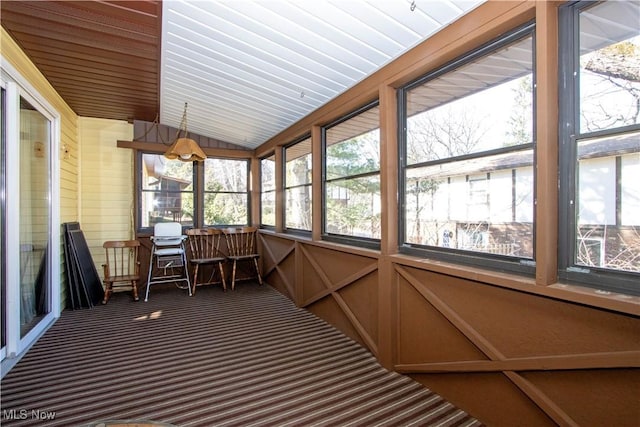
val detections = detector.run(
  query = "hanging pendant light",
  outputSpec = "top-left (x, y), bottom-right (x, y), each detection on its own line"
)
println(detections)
top-left (164, 102), bottom-right (207, 162)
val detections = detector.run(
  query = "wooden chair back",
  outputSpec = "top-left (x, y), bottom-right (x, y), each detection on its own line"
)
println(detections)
top-left (102, 240), bottom-right (141, 303)
top-left (223, 226), bottom-right (259, 258)
top-left (186, 228), bottom-right (224, 260)
top-left (103, 240), bottom-right (140, 280)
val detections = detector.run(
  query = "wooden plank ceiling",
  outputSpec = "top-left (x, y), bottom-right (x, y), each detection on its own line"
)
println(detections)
top-left (1, 0), bottom-right (487, 150)
top-left (0, 0), bottom-right (161, 122)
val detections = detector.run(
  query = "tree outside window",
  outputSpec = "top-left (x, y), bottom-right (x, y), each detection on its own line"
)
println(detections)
top-left (203, 158), bottom-right (248, 226)
top-left (285, 137), bottom-right (312, 231)
top-left (324, 104), bottom-right (381, 242)
top-left (572, 2), bottom-right (640, 275)
top-left (140, 153), bottom-right (194, 228)
top-left (138, 153), bottom-right (250, 231)
top-left (261, 154), bottom-right (276, 227)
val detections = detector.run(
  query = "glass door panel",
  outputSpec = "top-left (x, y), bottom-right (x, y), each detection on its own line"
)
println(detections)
top-left (19, 96), bottom-right (50, 337)
top-left (1, 87), bottom-right (5, 355)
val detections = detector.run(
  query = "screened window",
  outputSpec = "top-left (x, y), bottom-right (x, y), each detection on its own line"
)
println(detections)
top-left (400, 25), bottom-right (535, 271)
top-left (285, 137), bottom-right (312, 232)
top-left (261, 154), bottom-right (276, 227)
top-left (137, 153), bottom-right (250, 231)
top-left (140, 153), bottom-right (195, 228)
top-left (203, 158), bottom-right (249, 226)
top-left (323, 103), bottom-right (380, 245)
top-left (559, 1), bottom-right (640, 295)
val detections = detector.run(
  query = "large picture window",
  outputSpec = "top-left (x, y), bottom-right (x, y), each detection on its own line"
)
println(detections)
top-left (260, 154), bottom-right (276, 227)
top-left (137, 153), bottom-right (250, 231)
top-left (140, 153), bottom-right (195, 228)
top-left (285, 136), bottom-right (312, 232)
top-left (204, 158), bottom-right (249, 226)
top-left (323, 103), bottom-right (380, 246)
top-left (559, 1), bottom-right (640, 295)
top-left (400, 24), bottom-right (535, 272)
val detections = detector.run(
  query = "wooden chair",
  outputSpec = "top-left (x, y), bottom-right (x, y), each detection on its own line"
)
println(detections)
top-left (102, 240), bottom-right (140, 304)
top-left (222, 226), bottom-right (263, 290)
top-left (186, 228), bottom-right (227, 294)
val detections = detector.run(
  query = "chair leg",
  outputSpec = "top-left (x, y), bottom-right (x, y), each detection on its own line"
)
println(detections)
top-left (102, 282), bottom-right (112, 304)
top-left (218, 262), bottom-right (227, 292)
top-left (191, 264), bottom-right (199, 295)
top-left (145, 249), bottom-right (155, 302)
top-left (132, 280), bottom-right (139, 301)
top-left (231, 260), bottom-right (237, 291)
top-left (253, 258), bottom-right (263, 285)
top-left (183, 251), bottom-right (192, 297)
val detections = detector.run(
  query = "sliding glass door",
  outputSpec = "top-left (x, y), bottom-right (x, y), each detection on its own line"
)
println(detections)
top-left (1, 67), bottom-right (60, 373)
top-left (18, 96), bottom-right (51, 337)
top-left (1, 87), bottom-right (6, 361)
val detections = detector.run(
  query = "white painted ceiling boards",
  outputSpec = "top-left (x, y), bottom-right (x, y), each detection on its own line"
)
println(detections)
top-left (160, 0), bottom-right (484, 149)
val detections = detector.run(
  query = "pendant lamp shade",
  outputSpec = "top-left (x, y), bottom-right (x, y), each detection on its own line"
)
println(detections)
top-left (164, 102), bottom-right (207, 162)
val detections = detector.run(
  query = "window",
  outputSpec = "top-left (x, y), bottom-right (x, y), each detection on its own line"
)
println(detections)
top-left (204, 158), bottom-right (249, 226)
top-left (285, 136), bottom-right (312, 232)
top-left (260, 154), bottom-right (276, 227)
top-left (137, 153), bottom-right (250, 231)
top-left (140, 153), bottom-right (195, 228)
top-left (559, 1), bottom-right (640, 295)
top-left (323, 102), bottom-right (380, 247)
top-left (399, 24), bottom-right (535, 273)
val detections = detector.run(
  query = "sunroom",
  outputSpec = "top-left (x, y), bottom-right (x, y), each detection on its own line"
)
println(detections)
top-left (1, 1), bottom-right (639, 426)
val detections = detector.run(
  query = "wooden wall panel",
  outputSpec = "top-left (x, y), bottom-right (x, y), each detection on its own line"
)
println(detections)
top-left (300, 253), bottom-right (329, 304)
top-left (260, 234), bottom-right (296, 300)
top-left (261, 237), bottom-right (381, 356)
top-left (307, 296), bottom-right (367, 349)
top-left (393, 265), bottom-right (640, 425)
top-left (412, 372), bottom-right (557, 427)
top-left (521, 369), bottom-right (640, 427)
top-left (396, 266), bottom-right (640, 359)
top-left (337, 271), bottom-right (378, 345)
top-left (397, 275), bottom-right (488, 363)
top-left (259, 232), bottom-right (639, 426)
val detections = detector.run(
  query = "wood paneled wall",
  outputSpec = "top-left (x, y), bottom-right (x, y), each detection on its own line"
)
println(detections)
top-left (259, 232), bottom-right (640, 426)
top-left (253, 1), bottom-right (640, 426)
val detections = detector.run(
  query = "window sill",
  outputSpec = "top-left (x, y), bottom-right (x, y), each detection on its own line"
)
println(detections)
top-left (388, 254), bottom-right (640, 316)
top-left (258, 230), bottom-right (639, 316)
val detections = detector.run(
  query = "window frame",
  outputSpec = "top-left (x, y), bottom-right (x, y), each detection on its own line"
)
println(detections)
top-left (135, 152), bottom-right (251, 233)
top-left (322, 100), bottom-right (381, 250)
top-left (558, 1), bottom-right (640, 296)
top-left (202, 157), bottom-right (251, 227)
top-left (136, 151), bottom-right (197, 233)
top-left (398, 22), bottom-right (537, 276)
top-left (283, 134), bottom-right (312, 235)
top-left (259, 152), bottom-right (276, 230)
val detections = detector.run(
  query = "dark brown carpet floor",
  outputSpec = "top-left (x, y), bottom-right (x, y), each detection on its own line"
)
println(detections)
top-left (1, 282), bottom-right (482, 427)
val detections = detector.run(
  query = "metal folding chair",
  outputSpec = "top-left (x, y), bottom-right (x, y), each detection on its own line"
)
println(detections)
top-left (145, 222), bottom-right (191, 301)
